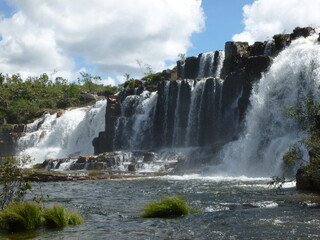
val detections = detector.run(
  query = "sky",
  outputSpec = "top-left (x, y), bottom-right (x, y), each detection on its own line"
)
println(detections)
top-left (0, 0), bottom-right (320, 85)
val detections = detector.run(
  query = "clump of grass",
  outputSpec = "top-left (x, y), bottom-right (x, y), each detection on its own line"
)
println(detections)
top-left (67, 210), bottom-right (84, 225)
top-left (43, 205), bottom-right (83, 228)
top-left (141, 197), bottom-right (190, 218)
top-left (87, 170), bottom-right (101, 177)
top-left (0, 202), bottom-right (84, 232)
top-left (0, 202), bottom-right (42, 231)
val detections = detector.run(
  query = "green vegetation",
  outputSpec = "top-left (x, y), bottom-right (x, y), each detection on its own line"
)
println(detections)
top-left (285, 98), bottom-right (320, 180)
top-left (0, 201), bottom-right (42, 231)
top-left (43, 205), bottom-right (83, 228)
top-left (0, 202), bottom-right (83, 232)
top-left (0, 72), bottom-right (119, 124)
top-left (0, 156), bottom-right (83, 233)
top-left (141, 196), bottom-right (190, 218)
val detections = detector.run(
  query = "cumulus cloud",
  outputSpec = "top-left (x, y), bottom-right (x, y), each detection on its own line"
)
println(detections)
top-left (233, 0), bottom-right (320, 43)
top-left (0, 0), bottom-right (204, 83)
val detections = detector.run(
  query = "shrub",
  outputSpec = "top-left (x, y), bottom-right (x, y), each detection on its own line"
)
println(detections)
top-left (0, 201), bottom-right (42, 231)
top-left (141, 197), bottom-right (190, 218)
top-left (43, 205), bottom-right (83, 228)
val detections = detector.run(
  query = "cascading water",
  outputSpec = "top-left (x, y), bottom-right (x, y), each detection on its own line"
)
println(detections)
top-left (217, 35), bottom-right (320, 177)
top-left (113, 91), bottom-right (158, 150)
top-left (17, 100), bottom-right (107, 165)
top-left (112, 76), bottom-right (237, 154)
top-left (197, 51), bottom-right (225, 78)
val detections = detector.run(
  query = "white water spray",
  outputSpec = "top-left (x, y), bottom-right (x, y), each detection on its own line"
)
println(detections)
top-left (18, 100), bottom-right (107, 165)
top-left (218, 35), bottom-right (320, 177)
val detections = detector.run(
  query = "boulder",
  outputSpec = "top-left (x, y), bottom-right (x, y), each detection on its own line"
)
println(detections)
top-left (128, 163), bottom-right (136, 172)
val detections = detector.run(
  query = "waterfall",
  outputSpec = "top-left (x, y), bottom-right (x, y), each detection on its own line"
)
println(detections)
top-left (215, 51), bottom-right (225, 78)
top-left (197, 51), bottom-right (225, 78)
top-left (113, 91), bottom-right (158, 150)
top-left (112, 78), bottom-right (232, 151)
top-left (263, 40), bottom-right (274, 56)
top-left (17, 100), bottom-right (107, 165)
top-left (217, 35), bottom-right (320, 177)
top-left (198, 52), bottom-right (215, 78)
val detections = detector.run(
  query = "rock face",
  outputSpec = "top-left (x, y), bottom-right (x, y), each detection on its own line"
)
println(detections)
top-left (0, 125), bottom-right (25, 157)
top-left (296, 168), bottom-right (320, 192)
top-left (290, 27), bottom-right (315, 40)
top-left (92, 34), bottom-right (276, 155)
top-left (93, 96), bottom-right (120, 153)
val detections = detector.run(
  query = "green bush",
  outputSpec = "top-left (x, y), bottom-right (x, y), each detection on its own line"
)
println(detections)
top-left (141, 197), bottom-right (190, 218)
top-left (0, 202), bottom-right (42, 231)
top-left (43, 205), bottom-right (83, 228)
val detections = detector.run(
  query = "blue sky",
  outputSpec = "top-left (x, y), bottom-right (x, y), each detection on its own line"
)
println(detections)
top-left (0, 0), bottom-right (319, 85)
top-left (189, 0), bottom-right (254, 56)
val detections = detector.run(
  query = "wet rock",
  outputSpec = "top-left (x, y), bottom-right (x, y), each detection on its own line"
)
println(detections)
top-left (93, 96), bottom-right (121, 154)
top-left (296, 168), bottom-right (320, 192)
top-left (143, 152), bottom-right (155, 162)
top-left (290, 27), bottom-right (315, 40)
top-left (0, 124), bottom-right (26, 157)
top-left (221, 42), bottom-right (249, 79)
top-left (128, 163), bottom-right (136, 172)
top-left (273, 34), bottom-right (290, 53)
top-left (184, 56), bottom-right (200, 79)
top-left (249, 42), bottom-right (266, 56)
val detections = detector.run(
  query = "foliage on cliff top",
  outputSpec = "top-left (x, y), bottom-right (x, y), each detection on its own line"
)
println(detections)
top-left (0, 72), bottom-right (119, 124)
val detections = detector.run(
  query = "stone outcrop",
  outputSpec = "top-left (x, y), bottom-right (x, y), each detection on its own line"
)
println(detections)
top-left (93, 96), bottom-right (120, 153)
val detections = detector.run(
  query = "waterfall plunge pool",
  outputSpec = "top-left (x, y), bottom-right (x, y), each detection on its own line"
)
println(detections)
top-left (3, 175), bottom-right (320, 240)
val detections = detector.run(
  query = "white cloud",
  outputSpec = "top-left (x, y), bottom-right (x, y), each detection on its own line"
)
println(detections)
top-left (0, 0), bottom-right (204, 83)
top-left (233, 0), bottom-right (320, 43)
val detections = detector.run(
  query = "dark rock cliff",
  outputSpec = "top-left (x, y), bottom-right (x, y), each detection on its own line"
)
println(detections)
top-left (0, 125), bottom-right (25, 157)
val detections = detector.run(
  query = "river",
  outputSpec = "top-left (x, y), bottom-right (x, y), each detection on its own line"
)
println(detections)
top-left (2, 175), bottom-right (319, 240)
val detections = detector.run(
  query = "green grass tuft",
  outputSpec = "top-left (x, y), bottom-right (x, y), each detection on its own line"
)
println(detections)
top-left (43, 205), bottom-right (68, 228)
top-left (141, 196), bottom-right (190, 218)
top-left (67, 210), bottom-right (84, 225)
top-left (43, 205), bottom-right (83, 228)
top-left (0, 202), bottom-right (42, 231)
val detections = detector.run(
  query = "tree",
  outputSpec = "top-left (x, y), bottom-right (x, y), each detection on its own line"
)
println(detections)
top-left (0, 156), bottom-right (32, 209)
